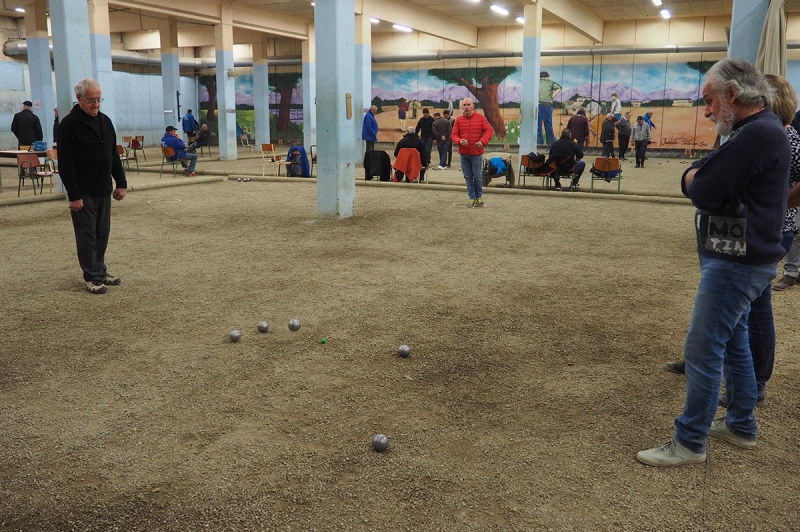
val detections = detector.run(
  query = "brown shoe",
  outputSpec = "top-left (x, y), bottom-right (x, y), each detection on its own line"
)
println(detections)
top-left (773, 275), bottom-right (797, 291)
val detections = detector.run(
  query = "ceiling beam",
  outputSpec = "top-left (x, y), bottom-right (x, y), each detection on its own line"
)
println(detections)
top-left (540, 0), bottom-right (603, 43)
top-left (364, 0), bottom-right (478, 47)
top-left (110, 0), bottom-right (308, 40)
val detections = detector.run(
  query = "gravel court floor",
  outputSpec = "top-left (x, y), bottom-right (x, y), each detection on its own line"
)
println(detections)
top-left (1, 167), bottom-right (799, 530)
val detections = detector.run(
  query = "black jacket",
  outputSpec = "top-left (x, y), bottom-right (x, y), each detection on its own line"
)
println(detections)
top-left (11, 109), bottom-right (43, 145)
top-left (57, 104), bottom-right (126, 201)
top-left (415, 116), bottom-right (435, 138)
top-left (548, 138), bottom-right (584, 174)
top-left (394, 133), bottom-right (424, 158)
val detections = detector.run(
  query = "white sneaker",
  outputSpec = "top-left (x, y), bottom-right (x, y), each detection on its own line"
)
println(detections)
top-left (709, 418), bottom-right (757, 449)
top-left (637, 438), bottom-right (706, 467)
top-left (437, 165), bottom-right (445, 170)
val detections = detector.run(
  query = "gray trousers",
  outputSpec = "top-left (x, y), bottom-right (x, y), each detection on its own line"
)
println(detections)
top-left (70, 194), bottom-right (111, 282)
top-left (783, 234), bottom-right (800, 278)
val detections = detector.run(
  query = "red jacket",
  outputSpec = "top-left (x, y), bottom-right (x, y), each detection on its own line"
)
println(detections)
top-left (393, 148), bottom-right (422, 182)
top-left (451, 112), bottom-right (494, 156)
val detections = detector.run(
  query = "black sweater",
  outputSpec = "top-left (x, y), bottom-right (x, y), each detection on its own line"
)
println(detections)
top-left (682, 109), bottom-right (789, 265)
top-left (415, 116), bottom-right (435, 138)
top-left (57, 105), bottom-right (126, 201)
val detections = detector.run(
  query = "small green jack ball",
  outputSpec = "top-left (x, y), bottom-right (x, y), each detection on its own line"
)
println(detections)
top-left (321, 338), bottom-right (327, 344)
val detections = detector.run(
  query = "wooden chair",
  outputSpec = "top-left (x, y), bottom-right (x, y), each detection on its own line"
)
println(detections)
top-left (160, 145), bottom-right (187, 178)
top-left (260, 143), bottom-right (289, 176)
top-left (590, 157), bottom-right (622, 193)
top-left (46, 148), bottom-right (58, 173)
top-left (240, 134), bottom-right (256, 153)
top-left (17, 153), bottom-right (53, 196)
top-left (482, 153), bottom-right (514, 188)
top-left (132, 135), bottom-right (146, 161)
top-left (117, 144), bottom-right (138, 174)
top-left (18, 145), bottom-right (31, 152)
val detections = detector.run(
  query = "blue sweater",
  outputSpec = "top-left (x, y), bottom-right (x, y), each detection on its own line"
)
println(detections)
top-left (362, 111), bottom-right (378, 141)
top-left (682, 109), bottom-right (789, 265)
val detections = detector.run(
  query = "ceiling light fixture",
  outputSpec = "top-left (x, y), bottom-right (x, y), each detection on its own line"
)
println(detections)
top-left (516, 16), bottom-right (524, 24)
top-left (660, 9), bottom-right (671, 18)
top-left (14, 6), bottom-right (25, 12)
top-left (652, 0), bottom-right (662, 6)
top-left (392, 24), bottom-right (413, 33)
top-left (310, 1), bottom-right (315, 5)
top-left (490, 5), bottom-right (509, 15)
top-left (370, 17), bottom-right (380, 24)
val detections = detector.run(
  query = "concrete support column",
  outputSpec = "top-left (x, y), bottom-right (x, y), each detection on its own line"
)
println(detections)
top-left (50, 0), bottom-right (93, 117)
top-left (728, 0), bottom-right (771, 63)
top-left (24, 0), bottom-right (55, 147)
top-left (253, 34), bottom-right (270, 146)
top-left (519, 1), bottom-right (542, 160)
top-left (88, 0), bottom-right (116, 127)
top-left (159, 18), bottom-right (181, 130)
top-left (315, 0), bottom-right (356, 218)
top-left (215, 1), bottom-right (237, 160)
top-left (302, 26), bottom-right (317, 152)
top-left (354, 14), bottom-right (372, 162)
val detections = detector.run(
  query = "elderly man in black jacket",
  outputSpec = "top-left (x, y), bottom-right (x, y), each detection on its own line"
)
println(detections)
top-left (394, 127), bottom-right (427, 183)
top-left (11, 100), bottom-right (43, 149)
top-left (58, 78), bottom-right (127, 295)
top-left (547, 128), bottom-right (586, 190)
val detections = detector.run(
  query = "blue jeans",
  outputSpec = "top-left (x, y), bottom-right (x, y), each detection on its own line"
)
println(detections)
top-left (675, 255), bottom-right (776, 453)
top-left (438, 140), bottom-right (451, 168)
top-left (460, 154), bottom-right (483, 200)
top-left (538, 104), bottom-right (554, 145)
top-left (181, 152), bottom-right (198, 172)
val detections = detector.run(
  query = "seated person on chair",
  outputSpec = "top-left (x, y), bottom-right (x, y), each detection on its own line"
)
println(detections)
top-left (187, 123), bottom-right (210, 153)
top-left (394, 127), bottom-right (427, 182)
top-left (161, 125), bottom-right (198, 176)
top-left (547, 128), bottom-right (586, 190)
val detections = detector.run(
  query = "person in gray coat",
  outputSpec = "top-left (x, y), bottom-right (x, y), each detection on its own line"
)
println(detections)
top-left (432, 111), bottom-right (453, 169)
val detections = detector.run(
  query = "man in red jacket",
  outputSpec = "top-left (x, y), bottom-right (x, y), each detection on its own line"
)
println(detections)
top-left (451, 98), bottom-right (494, 207)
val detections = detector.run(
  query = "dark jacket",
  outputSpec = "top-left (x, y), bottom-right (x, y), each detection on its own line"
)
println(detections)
top-left (53, 116), bottom-right (60, 140)
top-left (195, 128), bottom-right (211, 146)
top-left (57, 104), bottom-right (126, 202)
top-left (431, 117), bottom-right (452, 141)
top-left (615, 117), bottom-right (632, 137)
top-left (566, 114), bottom-right (590, 145)
top-left (548, 137), bottom-right (584, 174)
top-left (682, 109), bottom-right (789, 265)
top-left (11, 109), bottom-right (43, 145)
top-left (415, 115), bottom-right (435, 138)
top-left (600, 118), bottom-right (616, 143)
top-left (394, 132), bottom-right (424, 158)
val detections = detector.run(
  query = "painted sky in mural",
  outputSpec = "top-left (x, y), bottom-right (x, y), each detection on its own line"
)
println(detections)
top-left (198, 74), bottom-right (303, 107)
top-left (372, 62), bottom-right (704, 104)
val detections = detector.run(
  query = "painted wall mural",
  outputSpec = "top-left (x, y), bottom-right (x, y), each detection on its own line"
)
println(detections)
top-left (371, 57), bottom-right (724, 151)
top-left (198, 71), bottom-right (303, 143)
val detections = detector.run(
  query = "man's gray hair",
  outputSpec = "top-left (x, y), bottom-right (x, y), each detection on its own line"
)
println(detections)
top-left (74, 78), bottom-right (100, 97)
top-left (706, 58), bottom-right (773, 109)
top-left (406, 127), bottom-right (415, 134)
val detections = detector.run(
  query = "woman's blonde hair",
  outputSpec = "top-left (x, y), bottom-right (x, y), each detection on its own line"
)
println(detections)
top-left (765, 74), bottom-right (797, 126)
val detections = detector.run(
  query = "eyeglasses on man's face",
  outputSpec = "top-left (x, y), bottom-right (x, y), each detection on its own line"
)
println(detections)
top-left (83, 97), bottom-right (103, 104)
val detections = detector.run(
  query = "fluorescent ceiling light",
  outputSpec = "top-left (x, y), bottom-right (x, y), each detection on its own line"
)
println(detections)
top-left (370, 17), bottom-right (380, 24)
top-left (393, 24), bottom-right (413, 33)
top-left (310, 1), bottom-right (315, 5)
top-left (14, 6), bottom-right (25, 12)
top-left (660, 9), bottom-right (671, 18)
top-left (490, 5), bottom-right (509, 15)
top-left (652, 0), bottom-right (662, 6)
top-left (516, 16), bottom-right (525, 24)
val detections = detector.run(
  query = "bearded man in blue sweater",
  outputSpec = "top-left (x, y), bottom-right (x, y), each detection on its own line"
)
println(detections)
top-left (638, 58), bottom-right (790, 467)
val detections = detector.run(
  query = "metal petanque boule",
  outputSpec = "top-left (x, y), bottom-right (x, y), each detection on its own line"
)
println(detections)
top-left (397, 345), bottom-right (411, 358)
top-left (229, 330), bottom-right (242, 342)
top-left (371, 434), bottom-right (389, 452)
top-left (257, 321), bottom-right (269, 333)
top-left (288, 319), bottom-right (301, 332)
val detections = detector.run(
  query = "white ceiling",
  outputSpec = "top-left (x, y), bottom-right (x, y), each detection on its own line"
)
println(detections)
top-left (6, 0), bottom-right (800, 38)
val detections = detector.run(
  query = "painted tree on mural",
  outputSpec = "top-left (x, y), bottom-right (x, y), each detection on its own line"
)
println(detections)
top-left (269, 72), bottom-right (302, 133)
top-left (200, 75), bottom-right (218, 123)
top-left (427, 67), bottom-right (517, 139)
